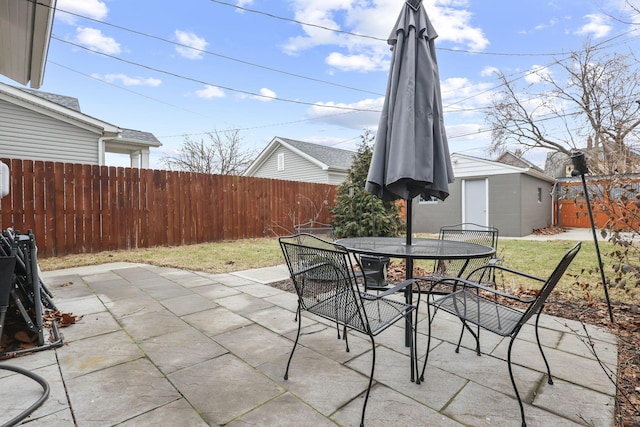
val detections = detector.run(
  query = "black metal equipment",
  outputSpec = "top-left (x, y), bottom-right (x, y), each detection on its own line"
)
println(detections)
top-left (0, 228), bottom-right (61, 356)
top-left (570, 151), bottom-right (615, 323)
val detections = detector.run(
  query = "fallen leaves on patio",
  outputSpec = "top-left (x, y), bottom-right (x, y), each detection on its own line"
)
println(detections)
top-left (1, 308), bottom-right (82, 359)
top-left (44, 310), bottom-right (83, 327)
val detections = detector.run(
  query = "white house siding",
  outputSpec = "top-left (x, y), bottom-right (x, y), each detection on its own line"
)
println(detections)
top-left (0, 99), bottom-right (99, 164)
top-left (251, 145), bottom-right (329, 183)
top-left (327, 171), bottom-right (348, 185)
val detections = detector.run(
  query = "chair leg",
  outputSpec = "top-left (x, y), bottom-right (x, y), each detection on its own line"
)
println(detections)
top-left (343, 325), bottom-right (350, 353)
top-left (507, 336), bottom-right (527, 427)
top-left (456, 320), bottom-right (480, 355)
top-left (284, 305), bottom-right (303, 381)
top-left (360, 336), bottom-right (376, 427)
top-left (411, 309), bottom-right (419, 384)
top-left (535, 310), bottom-right (553, 384)
top-left (419, 303), bottom-right (434, 382)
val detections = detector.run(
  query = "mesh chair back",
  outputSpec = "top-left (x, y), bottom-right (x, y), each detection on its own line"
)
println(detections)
top-left (434, 223), bottom-right (498, 278)
top-left (294, 221), bottom-right (335, 241)
top-left (280, 234), bottom-right (368, 332)
top-left (518, 241), bottom-right (581, 327)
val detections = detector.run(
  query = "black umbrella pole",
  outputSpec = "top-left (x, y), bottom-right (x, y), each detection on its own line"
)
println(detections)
top-left (580, 173), bottom-right (615, 323)
top-left (405, 198), bottom-right (413, 346)
top-left (406, 199), bottom-right (412, 246)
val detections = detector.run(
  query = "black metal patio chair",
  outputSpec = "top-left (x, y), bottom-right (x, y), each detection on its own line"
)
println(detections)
top-left (293, 221), bottom-right (390, 290)
top-left (426, 223), bottom-right (500, 286)
top-left (416, 223), bottom-right (500, 353)
top-left (420, 241), bottom-right (581, 427)
top-left (279, 233), bottom-right (421, 427)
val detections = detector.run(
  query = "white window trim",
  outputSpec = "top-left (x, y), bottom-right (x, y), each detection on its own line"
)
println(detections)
top-left (277, 153), bottom-right (285, 171)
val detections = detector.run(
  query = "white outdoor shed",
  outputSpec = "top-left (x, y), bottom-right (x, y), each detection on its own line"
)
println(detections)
top-left (412, 153), bottom-right (556, 237)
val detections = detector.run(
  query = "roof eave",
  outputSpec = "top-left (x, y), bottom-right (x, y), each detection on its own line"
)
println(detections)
top-left (0, 82), bottom-right (120, 134)
top-left (0, 0), bottom-right (56, 89)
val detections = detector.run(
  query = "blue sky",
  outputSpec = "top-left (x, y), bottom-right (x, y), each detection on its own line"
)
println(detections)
top-left (3, 0), bottom-right (640, 168)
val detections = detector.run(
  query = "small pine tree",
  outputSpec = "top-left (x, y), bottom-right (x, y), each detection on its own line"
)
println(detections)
top-left (331, 131), bottom-right (404, 238)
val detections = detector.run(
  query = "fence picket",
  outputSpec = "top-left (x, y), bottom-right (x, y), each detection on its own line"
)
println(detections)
top-left (0, 158), bottom-right (337, 257)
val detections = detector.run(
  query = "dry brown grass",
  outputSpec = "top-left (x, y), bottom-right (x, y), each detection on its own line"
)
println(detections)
top-left (37, 238), bottom-right (284, 274)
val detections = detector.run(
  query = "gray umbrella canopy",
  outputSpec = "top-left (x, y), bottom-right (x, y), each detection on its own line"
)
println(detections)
top-left (366, 0), bottom-right (454, 203)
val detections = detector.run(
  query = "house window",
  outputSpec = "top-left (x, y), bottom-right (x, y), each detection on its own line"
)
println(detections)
top-left (418, 194), bottom-right (438, 204)
top-left (537, 187), bottom-right (542, 203)
top-left (277, 153), bottom-right (285, 171)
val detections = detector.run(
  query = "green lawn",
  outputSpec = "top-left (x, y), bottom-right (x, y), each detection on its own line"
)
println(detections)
top-left (38, 236), bottom-right (635, 305)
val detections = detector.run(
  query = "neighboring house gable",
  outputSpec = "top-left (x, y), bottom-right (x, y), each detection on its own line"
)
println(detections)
top-left (496, 151), bottom-right (545, 173)
top-left (244, 136), bottom-right (355, 185)
top-left (0, 82), bottom-right (161, 168)
top-left (544, 148), bottom-right (640, 178)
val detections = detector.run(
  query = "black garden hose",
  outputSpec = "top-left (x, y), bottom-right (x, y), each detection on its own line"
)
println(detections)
top-left (0, 364), bottom-right (50, 427)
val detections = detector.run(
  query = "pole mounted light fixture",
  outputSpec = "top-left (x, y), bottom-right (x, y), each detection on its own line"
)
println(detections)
top-left (570, 151), bottom-right (614, 322)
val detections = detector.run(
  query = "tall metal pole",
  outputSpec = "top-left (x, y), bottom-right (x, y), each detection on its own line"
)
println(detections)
top-left (404, 198), bottom-right (413, 346)
top-left (571, 152), bottom-right (615, 323)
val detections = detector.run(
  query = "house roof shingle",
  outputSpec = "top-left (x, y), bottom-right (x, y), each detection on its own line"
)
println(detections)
top-left (277, 137), bottom-right (355, 170)
top-left (19, 87), bottom-right (82, 112)
top-left (119, 129), bottom-right (162, 146)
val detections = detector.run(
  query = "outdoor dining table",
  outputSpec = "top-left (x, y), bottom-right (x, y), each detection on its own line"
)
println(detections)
top-left (335, 236), bottom-right (496, 345)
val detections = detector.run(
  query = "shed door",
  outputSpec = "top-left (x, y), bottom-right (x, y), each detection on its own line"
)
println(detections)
top-left (463, 179), bottom-right (488, 226)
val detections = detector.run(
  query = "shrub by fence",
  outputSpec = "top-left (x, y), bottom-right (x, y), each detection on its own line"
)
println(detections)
top-left (0, 159), bottom-right (337, 257)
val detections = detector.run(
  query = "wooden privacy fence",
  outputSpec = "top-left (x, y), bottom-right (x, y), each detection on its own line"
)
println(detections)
top-left (555, 177), bottom-right (640, 229)
top-left (0, 159), bottom-right (337, 258)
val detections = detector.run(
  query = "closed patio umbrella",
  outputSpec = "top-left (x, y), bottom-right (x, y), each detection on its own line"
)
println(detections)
top-left (366, 0), bottom-right (454, 247)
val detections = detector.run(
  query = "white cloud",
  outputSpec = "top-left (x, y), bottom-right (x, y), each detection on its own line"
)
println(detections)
top-left (325, 52), bottom-right (387, 72)
top-left (604, 0), bottom-right (640, 24)
top-left (439, 77), bottom-right (494, 110)
top-left (237, 87), bottom-right (277, 102)
top-left (519, 17), bottom-right (561, 34)
top-left (75, 27), bottom-right (121, 54)
top-left (524, 65), bottom-right (552, 84)
top-left (174, 30), bottom-right (208, 60)
top-left (254, 88), bottom-right (277, 102)
top-left (235, 0), bottom-right (254, 7)
top-left (97, 74), bottom-right (162, 87)
top-left (307, 97), bottom-right (383, 130)
top-left (196, 85), bottom-right (225, 99)
top-left (480, 66), bottom-right (499, 77)
top-left (55, 0), bottom-right (108, 24)
top-left (283, 1), bottom-right (488, 70)
top-left (575, 14), bottom-right (612, 38)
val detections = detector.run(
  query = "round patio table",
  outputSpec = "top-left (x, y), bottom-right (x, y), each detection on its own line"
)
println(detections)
top-left (336, 237), bottom-right (496, 346)
top-left (335, 237), bottom-right (495, 265)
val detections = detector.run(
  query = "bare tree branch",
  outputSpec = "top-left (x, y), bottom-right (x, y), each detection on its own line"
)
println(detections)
top-left (486, 40), bottom-right (640, 174)
top-left (160, 129), bottom-right (258, 175)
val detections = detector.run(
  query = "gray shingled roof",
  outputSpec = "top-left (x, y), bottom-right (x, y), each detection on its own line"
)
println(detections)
top-left (14, 85), bottom-right (161, 146)
top-left (278, 137), bottom-right (355, 170)
top-left (19, 87), bottom-right (81, 112)
top-left (119, 128), bottom-right (162, 146)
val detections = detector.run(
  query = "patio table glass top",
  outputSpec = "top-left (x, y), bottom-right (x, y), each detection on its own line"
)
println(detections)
top-left (335, 237), bottom-right (495, 260)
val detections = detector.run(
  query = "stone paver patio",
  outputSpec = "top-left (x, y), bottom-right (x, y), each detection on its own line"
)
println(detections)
top-left (0, 261), bottom-right (617, 426)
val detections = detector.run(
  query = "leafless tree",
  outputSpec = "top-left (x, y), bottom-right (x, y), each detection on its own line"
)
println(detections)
top-left (486, 40), bottom-right (640, 174)
top-left (160, 129), bottom-right (258, 175)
